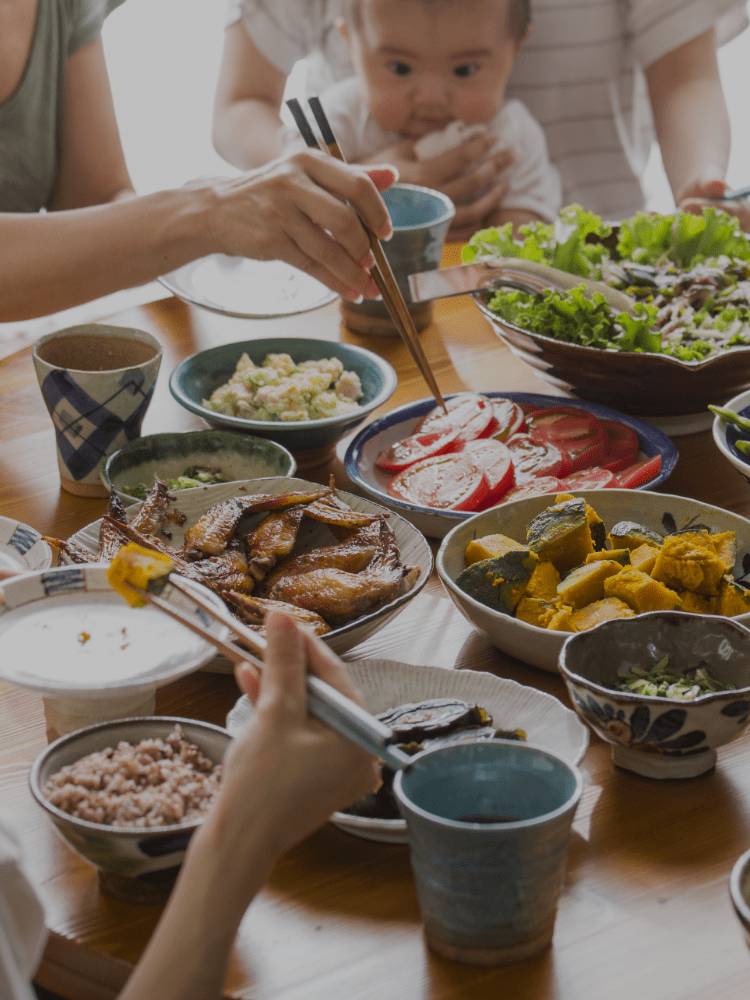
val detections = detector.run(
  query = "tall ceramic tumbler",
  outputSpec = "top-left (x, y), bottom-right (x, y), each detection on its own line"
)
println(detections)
top-left (393, 740), bottom-right (583, 967)
top-left (33, 324), bottom-right (162, 498)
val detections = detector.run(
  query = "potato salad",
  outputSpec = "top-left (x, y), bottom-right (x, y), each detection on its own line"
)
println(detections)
top-left (204, 352), bottom-right (363, 422)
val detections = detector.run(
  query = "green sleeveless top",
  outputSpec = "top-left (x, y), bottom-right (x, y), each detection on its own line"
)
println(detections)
top-left (0, 0), bottom-right (124, 212)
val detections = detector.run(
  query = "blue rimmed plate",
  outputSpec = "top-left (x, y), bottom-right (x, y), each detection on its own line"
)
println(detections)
top-left (712, 388), bottom-right (750, 485)
top-left (345, 392), bottom-right (678, 539)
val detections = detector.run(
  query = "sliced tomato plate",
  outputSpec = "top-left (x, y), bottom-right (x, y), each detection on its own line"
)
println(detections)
top-left (344, 391), bottom-right (677, 539)
top-left (506, 433), bottom-right (571, 483)
top-left (601, 419), bottom-right (639, 473)
top-left (501, 476), bottom-right (565, 502)
top-left (491, 399), bottom-right (525, 441)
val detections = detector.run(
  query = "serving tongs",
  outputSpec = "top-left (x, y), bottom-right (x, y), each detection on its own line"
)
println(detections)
top-left (123, 571), bottom-right (413, 772)
top-left (407, 257), bottom-right (637, 315)
top-left (285, 96), bottom-right (447, 413)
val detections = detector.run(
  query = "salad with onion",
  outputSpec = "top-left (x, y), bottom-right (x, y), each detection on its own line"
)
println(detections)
top-left (464, 205), bottom-right (750, 362)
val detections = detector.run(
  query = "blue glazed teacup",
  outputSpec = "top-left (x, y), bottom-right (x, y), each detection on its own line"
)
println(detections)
top-left (33, 324), bottom-right (162, 497)
top-left (393, 739), bottom-right (582, 966)
top-left (341, 183), bottom-right (455, 336)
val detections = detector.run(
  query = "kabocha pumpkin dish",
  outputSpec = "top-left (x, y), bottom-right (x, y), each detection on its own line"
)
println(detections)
top-left (455, 493), bottom-right (750, 632)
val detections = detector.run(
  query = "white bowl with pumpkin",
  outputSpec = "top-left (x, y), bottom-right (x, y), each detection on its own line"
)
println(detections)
top-left (436, 489), bottom-right (750, 673)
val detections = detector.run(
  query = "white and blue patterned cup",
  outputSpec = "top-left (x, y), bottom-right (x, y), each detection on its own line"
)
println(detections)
top-left (393, 740), bottom-right (582, 966)
top-left (341, 183), bottom-right (455, 336)
top-left (33, 324), bottom-right (162, 497)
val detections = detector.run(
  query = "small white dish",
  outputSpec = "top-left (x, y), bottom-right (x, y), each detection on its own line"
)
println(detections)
top-left (226, 659), bottom-right (589, 843)
top-left (159, 254), bottom-right (337, 318)
top-left (0, 565), bottom-right (229, 696)
top-left (0, 515), bottom-right (53, 573)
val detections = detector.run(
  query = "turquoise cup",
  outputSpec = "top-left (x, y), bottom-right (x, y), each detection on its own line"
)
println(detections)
top-left (392, 740), bottom-right (583, 966)
top-left (340, 183), bottom-right (455, 336)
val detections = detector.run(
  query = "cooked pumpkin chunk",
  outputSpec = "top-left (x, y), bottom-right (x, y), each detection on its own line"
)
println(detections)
top-left (629, 542), bottom-right (659, 575)
top-left (607, 521), bottom-right (663, 551)
top-left (546, 605), bottom-right (575, 630)
top-left (603, 568), bottom-right (682, 613)
top-left (651, 536), bottom-right (726, 595)
top-left (557, 560), bottom-right (623, 610)
top-left (555, 494), bottom-right (606, 549)
top-left (515, 596), bottom-right (560, 628)
top-left (714, 577), bottom-right (750, 617)
top-left (465, 533), bottom-right (528, 567)
top-left (456, 549), bottom-right (538, 614)
top-left (585, 548), bottom-right (631, 566)
top-left (569, 597), bottom-right (636, 631)
top-left (667, 530), bottom-right (736, 574)
top-left (527, 498), bottom-right (594, 573)
top-left (675, 591), bottom-right (715, 615)
top-left (526, 560), bottom-right (561, 600)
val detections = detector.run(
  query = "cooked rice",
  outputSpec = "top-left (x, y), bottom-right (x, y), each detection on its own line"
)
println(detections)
top-left (42, 725), bottom-right (222, 828)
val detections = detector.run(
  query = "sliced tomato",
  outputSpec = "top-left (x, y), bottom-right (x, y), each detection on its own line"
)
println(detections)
top-left (463, 438), bottom-right (515, 506)
top-left (415, 393), bottom-right (498, 442)
top-left (526, 406), bottom-right (608, 474)
top-left (490, 398), bottom-right (525, 442)
top-left (387, 452), bottom-right (489, 511)
top-left (506, 433), bottom-right (571, 482)
top-left (601, 419), bottom-right (640, 473)
top-left (615, 455), bottom-right (662, 489)
top-left (560, 467), bottom-right (616, 490)
top-left (375, 428), bottom-right (462, 473)
top-left (501, 476), bottom-right (565, 503)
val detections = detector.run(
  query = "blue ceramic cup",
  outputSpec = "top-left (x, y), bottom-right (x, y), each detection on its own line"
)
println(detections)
top-left (392, 740), bottom-right (583, 966)
top-left (340, 183), bottom-right (455, 336)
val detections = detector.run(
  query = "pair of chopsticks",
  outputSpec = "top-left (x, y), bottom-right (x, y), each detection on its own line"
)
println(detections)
top-left (130, 572), bottom-right (412, 772)
top-left (286, 95), bottom-right (446, 413)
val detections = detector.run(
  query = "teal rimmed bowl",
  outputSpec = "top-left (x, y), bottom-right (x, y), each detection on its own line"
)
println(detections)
top-left (169, 338), bottom-right (397, 469)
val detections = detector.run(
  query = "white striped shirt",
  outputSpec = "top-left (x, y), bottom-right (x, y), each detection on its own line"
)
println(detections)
top-left (228, 0), bottom-right (748, 218)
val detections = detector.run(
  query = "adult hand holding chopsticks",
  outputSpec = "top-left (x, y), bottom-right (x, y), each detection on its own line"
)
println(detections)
top-left (205, 151), bottom-right (397, 303)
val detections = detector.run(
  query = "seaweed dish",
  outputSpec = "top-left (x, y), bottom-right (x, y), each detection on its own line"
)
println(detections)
top-left (345, 697), bottom-right (525, 820)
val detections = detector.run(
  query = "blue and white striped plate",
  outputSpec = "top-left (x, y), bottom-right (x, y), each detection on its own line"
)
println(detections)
top-left (0, 516), bottom-right (53, 575)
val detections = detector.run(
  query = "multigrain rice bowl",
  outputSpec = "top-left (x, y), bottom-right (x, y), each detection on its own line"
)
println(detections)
top-left (29, 716), bottom-right (232, 882)
top-left (41, 725), bottom-right (222, 828)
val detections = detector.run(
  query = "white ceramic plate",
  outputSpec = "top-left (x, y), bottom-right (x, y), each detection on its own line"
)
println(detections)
top-left (226, 659), bottom-right (589, 844)
top-left (0, 516), bottom-right (53, 574)
top-left (68, 477), bottom-right (433, 664)
top-left (0, 566), bottom-right (229, 696)
top-left (159, 255), bottom-right (337, 318)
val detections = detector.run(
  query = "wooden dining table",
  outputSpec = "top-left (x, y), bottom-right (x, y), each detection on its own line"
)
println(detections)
top-left (3, 243), bottom-right (750, 1000)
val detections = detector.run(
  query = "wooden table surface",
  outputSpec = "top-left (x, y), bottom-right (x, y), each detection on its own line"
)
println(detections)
top-left (3, 244), bottom-right (750, 1000)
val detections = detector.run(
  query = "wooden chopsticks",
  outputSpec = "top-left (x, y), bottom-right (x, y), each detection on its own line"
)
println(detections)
top-left (286, 96), bottom-right (447, 412)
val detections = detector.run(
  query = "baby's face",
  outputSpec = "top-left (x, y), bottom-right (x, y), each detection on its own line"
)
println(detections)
top-left (343, 0), bottom-right (523, 140)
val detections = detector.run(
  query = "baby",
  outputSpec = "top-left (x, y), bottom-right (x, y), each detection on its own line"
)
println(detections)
top-left (284, 0), bottom-right (562, 235)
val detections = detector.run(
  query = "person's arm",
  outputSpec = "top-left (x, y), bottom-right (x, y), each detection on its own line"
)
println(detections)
top-left (48, 36), bottom-right (134, 210)
top-left (212, 21), bottom-right (289, 169)
top-left (645, 27), bottom-right (750, 230)
top-left (117, 611), bottom-right (379, 1000)
top-left (0, 154), bottom-right (397, 321)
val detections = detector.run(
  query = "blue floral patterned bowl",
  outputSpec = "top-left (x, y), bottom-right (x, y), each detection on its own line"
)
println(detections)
top-left (558, 612), bottom-right (750, 779)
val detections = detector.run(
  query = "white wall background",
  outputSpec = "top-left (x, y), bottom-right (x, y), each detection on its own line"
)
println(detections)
top-left (102, 0), bottom-right (750, 211)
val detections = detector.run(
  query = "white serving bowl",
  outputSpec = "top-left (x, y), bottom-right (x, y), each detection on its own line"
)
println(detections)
top-left (29, 716), bottom-right (230, 901)
top-left (558, 612), bottom-right (750, 779)
top-left (712, 387), bottom-right (750, 486)
top-left (69, 477), bottom-right (433, 659)
top-left (730, 846), bottom-right (750, 950)
top-left (436, 489), bottom-right (750, 673)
